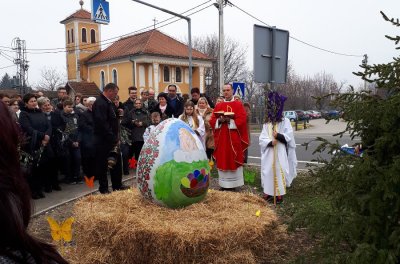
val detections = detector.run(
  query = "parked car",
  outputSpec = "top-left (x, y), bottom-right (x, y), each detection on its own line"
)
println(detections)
top-left (284, 111), bottom-right (298, 121)
top-left (305, 111), bottom-right (315, 119)
top-left (307, 110), bottom-right (321, 119)
top-left (295, 110), bottom-right (310, 122)
top-left (321, 110), bottom-right (340, 119)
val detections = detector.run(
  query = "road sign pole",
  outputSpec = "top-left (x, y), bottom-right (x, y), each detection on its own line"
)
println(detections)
top-left (270, 26), bottom-right (276, 91)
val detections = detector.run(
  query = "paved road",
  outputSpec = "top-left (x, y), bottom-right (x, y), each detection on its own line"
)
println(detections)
top-left (247, 119), bottom-right (357, 169)
top-left (33, 119), bottom-right (356, 214)
top-left (33, 175), bottom-right (134, 215)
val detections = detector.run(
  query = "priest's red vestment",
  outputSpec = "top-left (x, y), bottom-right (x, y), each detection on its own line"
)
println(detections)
top-left (210, 101), bottom-right (249, 171)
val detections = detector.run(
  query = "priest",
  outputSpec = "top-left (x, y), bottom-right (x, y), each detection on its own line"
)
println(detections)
top-left (210, 84), bottom-right (249, 190)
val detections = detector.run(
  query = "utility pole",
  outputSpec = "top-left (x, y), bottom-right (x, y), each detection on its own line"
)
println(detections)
top-left (12, 37), bottom-right (29, 95)
top-left (362, 54), bottom-right (368, 91)
top-left (218, 0), bottom-right (224, 95)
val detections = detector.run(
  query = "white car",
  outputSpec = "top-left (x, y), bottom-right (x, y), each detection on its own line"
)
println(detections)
top-left (284, 111), bottom-right (298, 122)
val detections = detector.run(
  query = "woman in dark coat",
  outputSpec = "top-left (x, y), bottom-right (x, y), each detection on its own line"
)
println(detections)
top-left (19, 93), bottom-right (52, 199)
top-left (78, 97), bottom-right (96, 178)
top-left (37, 96), bottom-right (61, 192)
top-left (121, 99), bottom-right (150, 160)
top-left (154, 92), bottom-right (174, 120)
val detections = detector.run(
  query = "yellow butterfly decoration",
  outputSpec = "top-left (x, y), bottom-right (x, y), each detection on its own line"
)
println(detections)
top-left (46, 217), bottom-right (74, 242)
top-left (255, 210), bottom-right (261, 217)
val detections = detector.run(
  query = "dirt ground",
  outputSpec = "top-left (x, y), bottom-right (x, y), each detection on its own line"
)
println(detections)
top-left (29, 175), bottom-right (316, 263)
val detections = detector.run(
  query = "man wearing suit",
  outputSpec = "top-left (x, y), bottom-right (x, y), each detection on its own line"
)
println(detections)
top-left (92, 83), bottom-right (127, 194)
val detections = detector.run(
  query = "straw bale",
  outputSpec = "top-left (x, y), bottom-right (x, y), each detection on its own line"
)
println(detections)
top-left (70, 189), bottom-right (288, 264)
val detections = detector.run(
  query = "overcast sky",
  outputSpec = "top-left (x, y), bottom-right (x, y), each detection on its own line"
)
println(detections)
top-left (1, 0), bottom-right (399, 89)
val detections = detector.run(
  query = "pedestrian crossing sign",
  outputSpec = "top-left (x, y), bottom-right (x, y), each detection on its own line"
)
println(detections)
top-left (232, 82), bottom-right (245, 98)
top-left (91, 0), bottom-right (110, 24)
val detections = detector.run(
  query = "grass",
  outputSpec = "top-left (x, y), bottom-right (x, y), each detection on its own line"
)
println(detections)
top-left (241, 167), bottom-right (339, 263)
top-left (210, 165), bottom-right (341, 262)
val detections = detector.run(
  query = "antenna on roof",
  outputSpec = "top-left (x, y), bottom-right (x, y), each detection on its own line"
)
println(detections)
top-left (152, 17), bottom-right (158, 29)
top-left (79, 0), bottom-right (84, 9)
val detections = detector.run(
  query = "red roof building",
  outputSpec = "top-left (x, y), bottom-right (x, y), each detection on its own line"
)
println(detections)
top-left (61, 7), bottom-right (213, 100)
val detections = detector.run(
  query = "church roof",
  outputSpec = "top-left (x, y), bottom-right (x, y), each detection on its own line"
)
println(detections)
top-left (60, 9), bottom-right (91, 24)
top-left (65, 81), bottom-right (100, 97)
top-left (86, 29), bottom-right (212, 64)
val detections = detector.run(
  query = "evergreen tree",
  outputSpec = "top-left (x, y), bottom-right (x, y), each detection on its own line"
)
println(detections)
top-left (0, 73), bottom-right (13, 89)
top-left (303, 12), bottom-right (400, 263)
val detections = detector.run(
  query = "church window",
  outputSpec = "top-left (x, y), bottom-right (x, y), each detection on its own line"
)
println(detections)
top-left (82, 28), bottom-right (87, 43)
top-left (163, 66), bottom-right (170, 82)
top-left (100, 71), bottom-right (105, 90)
top-left (71, 29), bottom-right (74, 43)
top-left (112, 69), bottom-right (118, 85)
top-left (176, 67), bottom-right (182, 83)
top-left (91, 29), bottom-right (96, 43)
top-left (67, 30), bottom-right (70, 44)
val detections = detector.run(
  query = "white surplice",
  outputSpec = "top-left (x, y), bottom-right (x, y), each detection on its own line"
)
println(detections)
top-left (259, 118), bottom-right (297, 196)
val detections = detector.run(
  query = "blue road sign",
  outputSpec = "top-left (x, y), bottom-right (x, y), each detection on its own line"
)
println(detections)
top-left (232, 82), bottom-right (245, 98)
top-left (91, 0), bottom-right (110, 24)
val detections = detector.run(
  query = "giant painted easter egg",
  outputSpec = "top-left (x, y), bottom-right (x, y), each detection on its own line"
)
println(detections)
top-left (137, 118), bottom-right (210, 208)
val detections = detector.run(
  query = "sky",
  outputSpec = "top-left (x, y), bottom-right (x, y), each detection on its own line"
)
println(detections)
top-left (1, 0), bottom-right (399, 89)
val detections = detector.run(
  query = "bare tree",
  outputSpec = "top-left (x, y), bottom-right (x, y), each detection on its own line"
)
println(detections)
top-left (193, 34), bottom-right (248, 100)
top-left (34, 67), bottom-right (66, 91)
top-left (276, 66), bottom-right (344, 110)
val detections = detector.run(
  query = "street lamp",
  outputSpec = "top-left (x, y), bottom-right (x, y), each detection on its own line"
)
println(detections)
top-left (205, 75), bottom-right (212, 87)
top-left (205, 72), bottom-right (215, 102)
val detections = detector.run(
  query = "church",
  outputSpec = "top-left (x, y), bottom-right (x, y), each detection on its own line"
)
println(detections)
top-left (60, 2), bottom-right (213, 100)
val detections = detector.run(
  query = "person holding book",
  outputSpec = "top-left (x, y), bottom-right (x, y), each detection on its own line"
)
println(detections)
top-left (209, 83), bottom-right (249, 191)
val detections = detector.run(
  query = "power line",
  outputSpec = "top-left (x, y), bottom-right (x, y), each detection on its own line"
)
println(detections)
top-left (0, 0), bottom-right (212, 54)
top-left (0, 51), bottom-right (14, 62)
top-left (0, 64), bottom-right (15, 70)
top-left (18, 3), bottom-right (214, 55)
top-left (229, 1), bottom-right (364, 58)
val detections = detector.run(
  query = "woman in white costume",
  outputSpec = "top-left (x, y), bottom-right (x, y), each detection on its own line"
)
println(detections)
top-left (179, 101), bottom-right (205, 143)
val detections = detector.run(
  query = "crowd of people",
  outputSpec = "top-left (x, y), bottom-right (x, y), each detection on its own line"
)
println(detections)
top-left (0, 82), bottom-right (296, 204)
top-left (0, 83), bottom-right (251, 200)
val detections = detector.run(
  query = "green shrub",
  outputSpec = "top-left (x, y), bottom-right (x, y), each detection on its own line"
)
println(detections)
top-left (303, 12), bottom-right (400, 263)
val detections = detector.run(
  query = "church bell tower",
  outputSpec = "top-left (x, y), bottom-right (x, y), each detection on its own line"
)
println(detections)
top-left (60, 1), bottom-right (101, 81)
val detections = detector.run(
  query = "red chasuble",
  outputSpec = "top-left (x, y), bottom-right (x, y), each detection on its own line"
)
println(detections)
top-left (210, 101), bottom-right (249, 171)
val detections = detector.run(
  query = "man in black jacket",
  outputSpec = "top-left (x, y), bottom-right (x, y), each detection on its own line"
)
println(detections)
top-left (92, 83), bottom-right (125, 194)
top-left (190, 87), bottom-right (215, 108)
top-left (122, 86), bottom-right (137, 113)
top-left (167, 84), bottom-right (184, 117)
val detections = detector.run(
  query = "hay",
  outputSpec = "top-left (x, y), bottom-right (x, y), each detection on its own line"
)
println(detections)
top-left (70, 189), bottom-right (288, 264)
